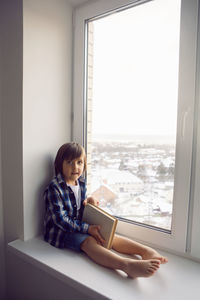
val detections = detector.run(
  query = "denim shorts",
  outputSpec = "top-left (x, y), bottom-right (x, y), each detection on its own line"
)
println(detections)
top-left (64, 232), bottom-right (90, 252)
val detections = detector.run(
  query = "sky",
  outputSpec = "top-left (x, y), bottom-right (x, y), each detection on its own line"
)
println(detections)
top-left (90, 0), bottom-right (181, 138)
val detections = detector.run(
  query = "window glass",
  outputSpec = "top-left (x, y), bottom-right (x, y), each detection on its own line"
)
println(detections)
top-left (86, 0), bottom-right (181, 231)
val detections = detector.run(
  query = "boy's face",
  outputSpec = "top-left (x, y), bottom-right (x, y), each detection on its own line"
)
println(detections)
top-left (62, 154), bottom-right (85, 185)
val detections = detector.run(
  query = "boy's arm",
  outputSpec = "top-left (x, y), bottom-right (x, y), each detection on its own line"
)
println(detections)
top-left (46, 186), bottom-right (89, 234)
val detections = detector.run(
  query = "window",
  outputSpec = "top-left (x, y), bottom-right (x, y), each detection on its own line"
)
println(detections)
top-left (86, 0), bottom-right (180, 233)
top-left (73, 0), bottom-right (200, 257)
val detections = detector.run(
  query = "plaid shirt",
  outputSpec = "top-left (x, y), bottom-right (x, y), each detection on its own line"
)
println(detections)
top-left (44, 173), bottom-right (89, 248)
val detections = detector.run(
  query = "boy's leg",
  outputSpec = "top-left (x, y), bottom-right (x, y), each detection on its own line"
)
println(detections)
top-left (81, 236), bottom-right (160, 278)
top-left (112, 235), bottom-right (168, 264)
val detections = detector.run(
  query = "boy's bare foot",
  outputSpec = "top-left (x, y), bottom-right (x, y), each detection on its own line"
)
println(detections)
top-left (141, 248), bottom-right (168, 264)
top-left (123, 259), bottom-right (160, 279)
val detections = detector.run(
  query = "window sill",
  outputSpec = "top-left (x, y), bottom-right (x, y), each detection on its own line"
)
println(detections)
top-left (8, 236), bottom-right (200, 300)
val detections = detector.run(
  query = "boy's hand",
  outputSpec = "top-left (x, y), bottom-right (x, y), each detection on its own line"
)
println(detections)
top-left (83, 196), bottom-right (99, 207)
top-left (88, 225), bottom-right (105, 245)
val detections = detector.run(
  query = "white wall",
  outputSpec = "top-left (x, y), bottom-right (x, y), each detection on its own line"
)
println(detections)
top-left (0, 9), bottom-right (6, 297)
top-left (23, 0), bottom-right (73, 240)
top-left (0, 125), bottom-right (6, 300)
top-left (0, 153), bottom-right (6, 300)
top-left (1, 0), bottom-right (73, 298)
top-left (1, 0), bottom-right (24, 246)
top-left (1, 1), bottom-right (23, 299)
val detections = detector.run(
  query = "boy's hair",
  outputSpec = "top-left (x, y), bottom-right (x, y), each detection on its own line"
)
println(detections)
top-left (54, 142), bottom-right (86, 176)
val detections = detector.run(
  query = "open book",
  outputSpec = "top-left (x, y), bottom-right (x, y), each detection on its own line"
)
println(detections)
top-left (82, 203), bottom-right (118, 249)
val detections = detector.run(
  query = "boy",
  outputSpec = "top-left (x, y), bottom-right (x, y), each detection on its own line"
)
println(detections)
top-left (44, 142), bottom-right (167, 279)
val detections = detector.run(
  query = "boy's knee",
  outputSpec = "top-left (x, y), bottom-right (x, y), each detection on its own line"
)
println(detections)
top-left (81, 236), bottom-right (97, 251)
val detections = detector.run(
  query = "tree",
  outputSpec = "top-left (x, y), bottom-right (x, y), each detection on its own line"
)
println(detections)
top-left (157, 162), bottom-right (167, 176)
top-left (119, 159), bottom-right (127, 170)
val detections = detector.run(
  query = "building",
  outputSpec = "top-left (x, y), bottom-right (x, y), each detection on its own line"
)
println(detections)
top-left (93, 169), bottom-right (144, 194)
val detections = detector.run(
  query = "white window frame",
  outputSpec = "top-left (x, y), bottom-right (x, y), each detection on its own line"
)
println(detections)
top-left (190, 11), bottom-right (200, 258)
top-left (73, 0), bottom-right (200, 258)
